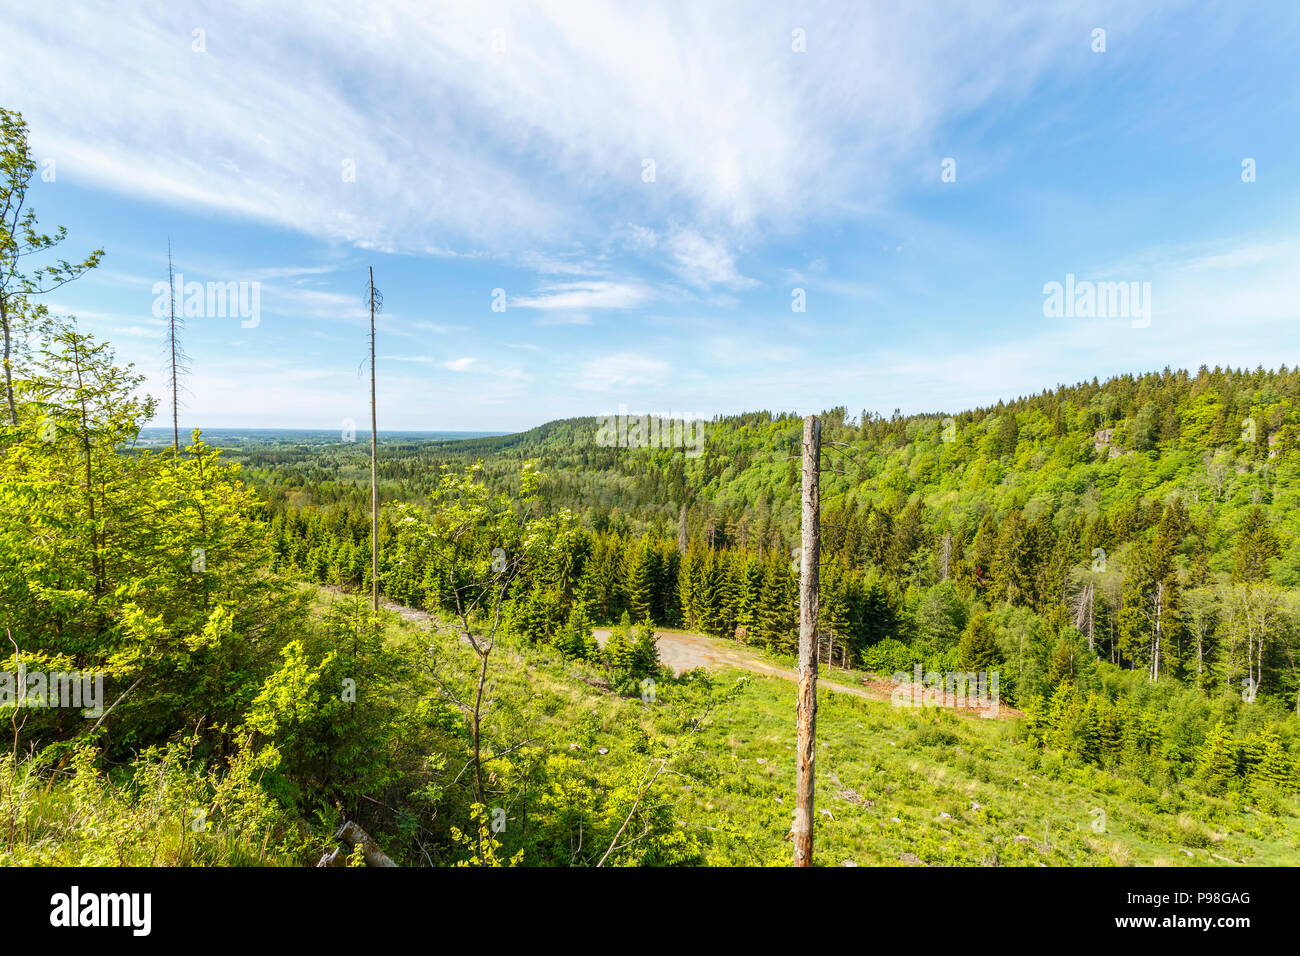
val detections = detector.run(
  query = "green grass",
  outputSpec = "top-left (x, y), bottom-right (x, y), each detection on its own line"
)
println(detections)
top-left (376, 598), bottom-right (1300, 866)
top-left (689, 672), bottom-right (1300, 865)
top-left (7, 590), bottom-right (1297, 867)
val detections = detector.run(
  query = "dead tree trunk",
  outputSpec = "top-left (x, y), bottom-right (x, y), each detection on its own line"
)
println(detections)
top-left (369, 267), bottom-right (379, 613)
top-left (165, 239), bottom-right (184, 452)
top-left (316, 820), bottom-right (397, 867)
top-left (793, 414), bottom-right (820, 867)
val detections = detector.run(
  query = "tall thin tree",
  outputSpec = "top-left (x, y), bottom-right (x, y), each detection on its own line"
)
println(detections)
top-left (793, 414), bottom-right (821, 866)
top-left (163, 239), bottom-right (187, 451)
top-left (368, 266), bottom-right (380, 612)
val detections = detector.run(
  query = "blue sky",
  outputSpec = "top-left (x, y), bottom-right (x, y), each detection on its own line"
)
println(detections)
top-left (2, 1), bottom-right (1298, 431)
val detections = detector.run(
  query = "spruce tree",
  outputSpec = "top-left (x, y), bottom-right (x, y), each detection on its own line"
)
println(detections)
top-left (1232, 507), bottom-right (1281, 583)
top-left (958, 610), bottom-right (1000, 672)
top-left (623, 538), bottom-right (654, 622)
top-left (631, 621), bottom-right (660, 677)
top-left (605, 613), bottom-right (635, 672)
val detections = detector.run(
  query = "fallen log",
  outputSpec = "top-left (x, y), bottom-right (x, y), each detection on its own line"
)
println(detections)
top-left (315, 820), bottom-right (397, 868)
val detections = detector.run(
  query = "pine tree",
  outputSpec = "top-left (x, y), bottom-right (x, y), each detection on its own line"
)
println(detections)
top-left (623, 538), bottom-right (654, 622)
top-left (958, 610), bottom-right (1000, 672)
top-left (860, 571), bottom-right (898, 647)
top-left (1047, 634), bottom-right (1076, 687)
top-left (757, 553), bottom-right (797, 652)
top-left (734, 553), bottom-right (764, 641)
top-left (968, 512), bottom-right (998, 594)
top-left (605, 613), bottom-right (635, 672)
top-left (557, 602), bottom-right (599, 661)
top-left (631, 621), bottom-right (660, 677)
top-left (677, 544), bottom-right (699, 629)
top-left (997, 411), bottom-right (1019, 457)
top-left (991, 508), bottom-right (1031, 604)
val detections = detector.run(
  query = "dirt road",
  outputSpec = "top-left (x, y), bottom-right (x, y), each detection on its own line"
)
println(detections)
top-left (593, 627), bottom-right (1017, 719)
top-left (593, 625), bottom-right (876, 693)
top-left (319, 587), bottom-right (1012, 719)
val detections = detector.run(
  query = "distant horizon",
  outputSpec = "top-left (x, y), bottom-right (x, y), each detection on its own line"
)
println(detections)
top-left (135, 356), bottom-right (1300, 436)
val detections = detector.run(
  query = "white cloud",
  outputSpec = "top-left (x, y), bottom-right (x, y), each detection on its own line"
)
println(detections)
top-left (536, 313), bottom-right (591, 327)
top-left (664, 228), bottom-right (755, 289)
top-left (408, 320), bottom-right (469, 334)
top-left (443, 357), bottom-right (477, 372)
top-left (262, 286), bottom-right (367, 320)
top-left (577, 352), bottom-right (670, 391)
top-left (114, 323), bottom-right (166, 338)
top-left (513, 281), bottom-right (650, 311)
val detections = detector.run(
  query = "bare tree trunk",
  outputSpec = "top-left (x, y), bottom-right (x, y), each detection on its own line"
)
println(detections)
top-left (1086, 583), bottom-right (1095, 653)
top-left (472, 647), bottom-right (488, 809)
top-left (1152, 582), bottom-right (1163, 681)
top-left (793, 414), bottom-right (820, 867)
top-left (369, 267), bottom-right (379, 613)
top-left (316, 821), bottom-right (397, 867)
top-left (167, 240), bottom-right (180, 451)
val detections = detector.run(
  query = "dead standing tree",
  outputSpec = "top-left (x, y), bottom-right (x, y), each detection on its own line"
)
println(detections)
top-left (368, 267), bottom-right (381, 612)
top-left (793, 414), bottom-right (820, 866)
top-left (163, 240), bottom-right (189, 451)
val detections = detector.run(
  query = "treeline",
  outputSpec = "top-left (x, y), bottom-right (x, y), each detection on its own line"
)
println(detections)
top-left (270, 484), bottom-right (1296, 697)
top-left (240, 364), bottom-right (1300, 543)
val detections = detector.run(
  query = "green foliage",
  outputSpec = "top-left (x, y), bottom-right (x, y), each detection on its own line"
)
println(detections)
top-left (1, 329), bottom-right (304, 759)
top-left (959, 611), bottom-right (1001, 672)
top-left (1196, 719), bottom-right (1240, 791)
top-left (0, 738), bottom-right (311, 865)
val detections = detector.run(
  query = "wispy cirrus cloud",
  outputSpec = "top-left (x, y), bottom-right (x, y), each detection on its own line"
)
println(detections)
top-left (1, 0), bottom-right (1146, 266)
top-left (665, 228), bottom-right (755, 289)
top-left (513, 281), bottom-right (652, 311)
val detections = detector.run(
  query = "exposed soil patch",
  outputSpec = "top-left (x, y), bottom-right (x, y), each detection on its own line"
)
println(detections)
top-left (323, 587), bottom-right (1020, 721)
top-left (594, 628), bottom-right (1020, 720)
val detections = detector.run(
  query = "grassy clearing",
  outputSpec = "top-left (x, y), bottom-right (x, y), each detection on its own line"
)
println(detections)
top-left (375, 595), bottom-right (1300, 866)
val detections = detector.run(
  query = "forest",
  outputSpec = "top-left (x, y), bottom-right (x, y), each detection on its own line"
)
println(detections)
top-left (2, 106), bottom-right (1299, 867)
